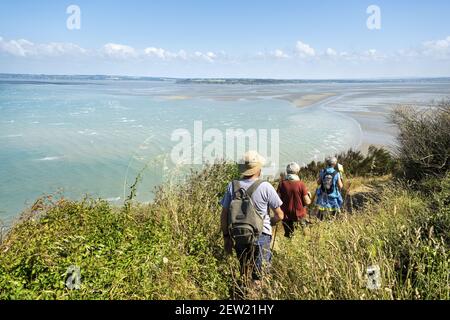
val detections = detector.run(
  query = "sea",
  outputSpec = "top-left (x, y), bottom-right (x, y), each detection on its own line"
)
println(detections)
top-left (1, 74), bottom-right (450, 222)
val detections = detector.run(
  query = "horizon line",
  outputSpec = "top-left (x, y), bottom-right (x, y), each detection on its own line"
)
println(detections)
top-left (1, 72), bottom-right (450, 82)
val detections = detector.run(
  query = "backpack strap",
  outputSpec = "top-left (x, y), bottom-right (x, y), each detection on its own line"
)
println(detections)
top-left (322, 168), bottom-right (338, 177)
top-left (245, 179), bottom-right (265, 198)
top-left (319, 169), bottom-right (326, 182)
top-left (320, 169), bottom-right (326, 178)
top-left (232, 180), bottom-right (242, 200)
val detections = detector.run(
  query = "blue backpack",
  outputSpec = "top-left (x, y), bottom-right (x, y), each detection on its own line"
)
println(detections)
top-left (320, 169), bottom-right (338, 195)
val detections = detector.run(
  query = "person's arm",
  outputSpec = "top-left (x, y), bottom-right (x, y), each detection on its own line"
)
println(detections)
top-left (267, 183), bottom-right (284, 225)
top-left (270, 207), bottom-right (284, 225)
top-left (303, 192), bottom-right (312, 205)
top-left (337, 174), bottom-right (344, 190)
top-left (221, 207), bottom-right (229, 235)
top-left (220, 184), bottom-right (233, 255)
top-left (220, 207), bottom-right (233, 255)
top-left (302, 183), bottom-right (312, 205)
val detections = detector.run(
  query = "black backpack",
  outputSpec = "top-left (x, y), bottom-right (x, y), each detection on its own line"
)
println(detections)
top-left (320, 169), bottom-right (338, 195)
top-left (227, 180), bottom-right (264, 247)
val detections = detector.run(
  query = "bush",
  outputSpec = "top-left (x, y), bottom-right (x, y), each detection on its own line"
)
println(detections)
top-left (261, 184), bottom-right (449, 300)
top-left (1, 160), bottom-right (448, 300)
top-left (391, 101), bottom-right (450, 182)
top-left (0, 162), bottom-right (240, 300)
top-left (299, 146), bottom-right (397, 180)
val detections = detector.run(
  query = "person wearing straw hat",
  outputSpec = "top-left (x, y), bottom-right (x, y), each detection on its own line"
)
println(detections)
top-left (220, 150), bottom-right (284, 284)
top-left (277, 162), bottom-right (312, 238)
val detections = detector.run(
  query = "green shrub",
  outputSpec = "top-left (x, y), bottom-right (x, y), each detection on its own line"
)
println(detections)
top-left (260, 184), bottom-right (449, 300)
top-left (391, 101), bottom-right (450, 182)
top-left (299, 145), bottom-right (397, 180)
top-left (0, 162), bottom-right (240, 300)
top-left (1, 161), bottom-right (448, 300)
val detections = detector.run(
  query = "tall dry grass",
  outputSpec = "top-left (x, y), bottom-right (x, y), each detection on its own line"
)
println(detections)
top-left (0, 162), bottom-right (448, 300)
top-left (391, 100), bottom-right (450, 182)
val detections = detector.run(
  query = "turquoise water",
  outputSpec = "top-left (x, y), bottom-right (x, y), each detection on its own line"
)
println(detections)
top-left (1, 77), bottom-right (450, 221)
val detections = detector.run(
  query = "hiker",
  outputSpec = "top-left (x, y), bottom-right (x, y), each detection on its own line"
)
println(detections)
top-left (315, 156), bottom-right (344, 220)
top-left (220, 151), bottom-right (284, 284)
top-left (277, 162), bottom-right (312, 238)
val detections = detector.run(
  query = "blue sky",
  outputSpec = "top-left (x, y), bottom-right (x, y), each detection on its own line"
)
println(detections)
top-left (1, 0), bottom-right (449, 78)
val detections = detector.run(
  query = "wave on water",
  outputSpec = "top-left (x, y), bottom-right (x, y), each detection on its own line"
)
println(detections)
top-left (78, 129), bottom-right (98, 136)
top-left (2, 134), bottom-right (23, 138)
top-left (106, 196), bottom-right (121, 202)
top-left (81, 107), bottom-right (95, 114)
top-left (108, 101), bottom-right (129, 110)
top-left (35, 156), bottom-right (64, 161)
top-left (119, 117), bottom-right (137, 123)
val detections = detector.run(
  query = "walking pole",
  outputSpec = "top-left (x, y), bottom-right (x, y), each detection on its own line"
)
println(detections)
top-left (271, 223), bottom-right (279, 251)
top-left (343, 180), bottom-right (352, 213)
top-left (309, 188), bottom-right (318, 220)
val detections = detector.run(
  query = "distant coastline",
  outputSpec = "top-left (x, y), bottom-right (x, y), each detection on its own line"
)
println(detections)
top-left (2, 73), bottom-right (450, 84)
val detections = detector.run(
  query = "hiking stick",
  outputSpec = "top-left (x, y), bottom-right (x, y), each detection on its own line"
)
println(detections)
top-left (271, 223), bottom-right (279, 251)
top-left (343, 180), bottom-right (352, 213)
top-left (309, 187), bottom-right (319, 219)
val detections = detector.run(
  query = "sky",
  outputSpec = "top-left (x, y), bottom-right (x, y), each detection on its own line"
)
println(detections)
top-left (0, 0), bottom-right (450, 78)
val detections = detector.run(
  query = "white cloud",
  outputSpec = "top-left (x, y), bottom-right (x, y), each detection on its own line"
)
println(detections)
top-left (324, 49), bottom-right (388, 62)
top-left (365, 49), bottom-right (377, 57)
top-left (102, 43), bottom-right (137, 59)
top-left (272, 49), bottom-right (289, 59)
top-left (393, 36), bottom-right (450, 60)
top-left (144, 47), bottom-right (177, 60)
top-left (193, 51), bottom-right (217, 62)
top-left (422, 36), bottom-right (450, 59)
top-left (1, 35), bottom-right (449, 76)
top-left (395, 48), bottom-right (419, 58)
top-left (0, 37), bottom-right (88, 57)
top-left (177, 50), bottom-right (188, 60)
top-left (325, 48), bottom-right (337, 57)
top-left (295, 41), bottom-right (315, 57)
top-left (206, 52), bottom-right (216, 58)
top-left (0, 37), bottom-right (225, 63)
top-left (144, 48), bottom-right (219, 61)
top-left (0, 38), bottom-right (35, 57)
top-left (41, 42), bottom-right (87, 56)
top-left (424, 36), bottom-right (450, 50)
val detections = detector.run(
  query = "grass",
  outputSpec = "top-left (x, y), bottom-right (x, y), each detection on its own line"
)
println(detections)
top-left (391, 101), bottom-right (449, 181)
top-left (264, 178), bottom-right (449, 300)
top-left (0, 162), bottom-right (448, 300)
top-left (0, 163), bottom-right (238, 300)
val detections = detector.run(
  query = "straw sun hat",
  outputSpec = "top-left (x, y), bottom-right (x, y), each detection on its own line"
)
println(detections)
top-left (238, 150), bottom-right (266, 177)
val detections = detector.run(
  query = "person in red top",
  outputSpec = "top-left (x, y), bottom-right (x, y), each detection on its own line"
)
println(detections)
top-left (277, 162), bottom-right (312, 238)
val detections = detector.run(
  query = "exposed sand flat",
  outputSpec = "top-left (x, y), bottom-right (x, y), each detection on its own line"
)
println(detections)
top-left (159, 95), bottom-right (191, 100)
top-left (283, 92), bottom-right (337, 108)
